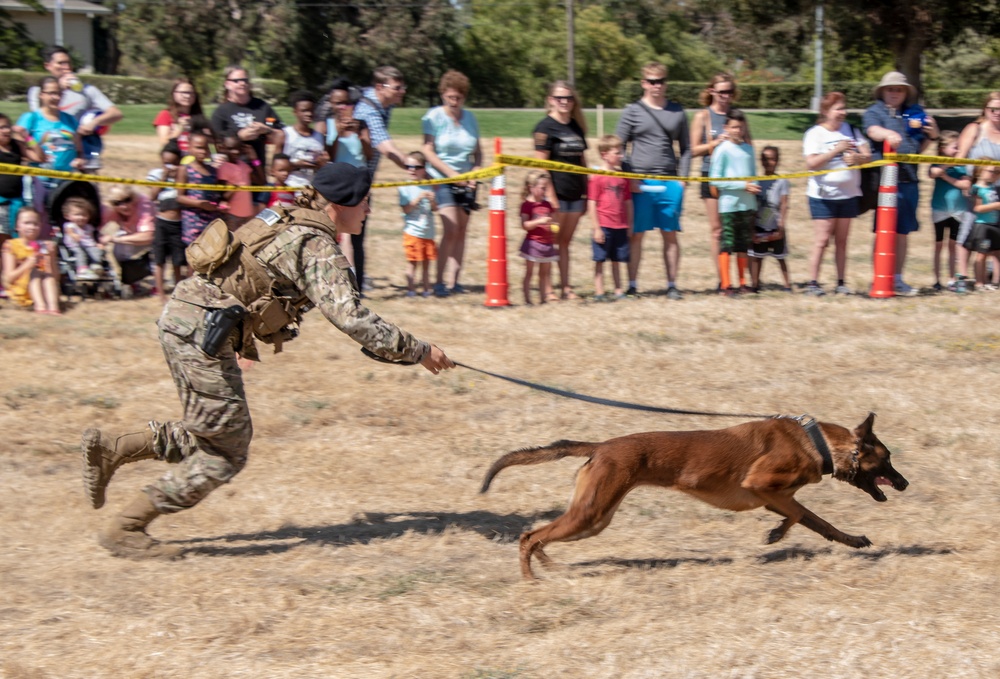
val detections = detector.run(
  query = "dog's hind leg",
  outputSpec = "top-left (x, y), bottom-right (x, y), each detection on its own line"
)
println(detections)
top-left (518, 461), bottom-right (631, 579)
top-left (763, 496), bottom-right (871, 548)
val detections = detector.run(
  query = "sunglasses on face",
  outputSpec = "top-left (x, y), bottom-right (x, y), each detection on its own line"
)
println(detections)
top-left (553, 95), bottom-right (574, 103)
top-left (405, 164), bottom-right (425, 170)
top-left (111, 198), bottom-right (133, 207)
top-left (227, 78), bottom-right (249, 83)
top-left (382, 83), bottom-right (406, 92)
top-left (762, 157), bottom-right (778, 163)
top-left (714, 89), bottom-right (735, 95)
top-left (644, 78), bottom-right (666, 85)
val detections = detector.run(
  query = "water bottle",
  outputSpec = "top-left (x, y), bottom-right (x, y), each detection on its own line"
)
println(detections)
top-left (84, 151), bottom-right (102, 171)
top-left (66, 76), bottom-right (83, 93)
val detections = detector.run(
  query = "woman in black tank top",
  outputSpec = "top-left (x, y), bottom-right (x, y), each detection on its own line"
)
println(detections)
top-left (690, 74), bottom-right (753, 290)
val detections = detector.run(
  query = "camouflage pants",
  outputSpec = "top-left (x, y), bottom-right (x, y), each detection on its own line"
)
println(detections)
top-left (144, 323), bottom-right (253, 514)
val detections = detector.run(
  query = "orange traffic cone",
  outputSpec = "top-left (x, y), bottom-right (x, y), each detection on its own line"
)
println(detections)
top-left (870, 141), bottom-right (897, 298)
top-left (485, 137), bottom-right (510, 307)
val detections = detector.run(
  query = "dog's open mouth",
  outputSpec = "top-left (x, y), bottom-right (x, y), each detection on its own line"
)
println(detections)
top-left (868, 475), bottom-right (907, 502)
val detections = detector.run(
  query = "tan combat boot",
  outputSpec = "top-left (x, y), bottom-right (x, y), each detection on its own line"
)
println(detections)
top-left (81, 427), bottom-right (156, 509)
top-left (98, 492), bottom-right (182, 559)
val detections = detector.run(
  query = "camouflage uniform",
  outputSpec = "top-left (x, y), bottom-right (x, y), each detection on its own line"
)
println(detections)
top-left (145, 222), bottom-right (429, 513)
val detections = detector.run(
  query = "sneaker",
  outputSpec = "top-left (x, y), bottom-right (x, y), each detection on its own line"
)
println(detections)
top-left (955, 278), bottom-right (967, 294)
top-left (805, 283), bottom-right (825, 296)
top-left (0, 285), bottom-right (7, 299)
top-left (984, 283), bottom-right (999, 291)
top-left (362, 276), bottom-right (373, 292)
top-left (781, 286), bottom-right (793, 293)
top-left (450, 283), bottom-right (467, 294)
top-left (433, 283), bottom-right (450, 297)
top-left (625, 286), bottom-right (638, 298)
top-left (894, 280), bottom-right (918, 296)
top-left (666, 287), bottom-right (682, 301)
top-left (76, 267), bottom-right (97, 280)
top-left (932, 282), bottom-right (943, 292)
top-left (724, 287), bottom-right (738, 298)
top-left (947, 279), bottom-right (957, 292)
top-left (405, 290), bottom-right (417, 298)
top-left (834, 285), bottom-right (852, 295)
top-left (422, 290), bottom-right (432, 298)
top-left (591, 293), bottom-right (608, 302)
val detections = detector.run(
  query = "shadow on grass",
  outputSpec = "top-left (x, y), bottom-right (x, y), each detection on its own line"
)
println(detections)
top-left (573, 555), bottom-right (734, 575)
top-left (175, 509), bottom-right (563, 557)
top-left (758, 543), bottom-right (953, 564)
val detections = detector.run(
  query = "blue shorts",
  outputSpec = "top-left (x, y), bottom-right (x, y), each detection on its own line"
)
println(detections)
top-left (632, 180), bottom-right (684, 233)
top-left (592, 227), bottom-right (630, 262)
top-left (558, 198), bottom-right (586, 213)
top-left (808, 196), bottom-right (859, 220)
top-left (873, 182), bottom-right (919, 235)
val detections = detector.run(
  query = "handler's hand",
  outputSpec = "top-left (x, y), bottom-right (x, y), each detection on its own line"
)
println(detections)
top-left (421, 345), bottom-right (455, 374)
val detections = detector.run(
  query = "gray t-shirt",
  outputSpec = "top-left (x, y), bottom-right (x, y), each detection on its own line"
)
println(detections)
top-left (615, 99), bottom-right (691, 177)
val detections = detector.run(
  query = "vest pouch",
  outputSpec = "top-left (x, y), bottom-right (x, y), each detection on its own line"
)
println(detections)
top-left (248, 296), bottom-right (295, 338)
top-left (185, 218), bottom-right (239, 275)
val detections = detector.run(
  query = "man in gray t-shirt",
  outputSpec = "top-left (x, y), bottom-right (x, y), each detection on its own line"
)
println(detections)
top-left (615, 62), bottom-right (690, 299)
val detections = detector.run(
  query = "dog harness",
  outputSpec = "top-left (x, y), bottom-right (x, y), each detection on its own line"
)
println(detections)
top-left (793, 415), bottom-right (835, 475)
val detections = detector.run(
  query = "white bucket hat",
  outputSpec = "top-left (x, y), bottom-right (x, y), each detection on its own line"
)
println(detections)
top-left (873, 71), bottom-right (917, 101)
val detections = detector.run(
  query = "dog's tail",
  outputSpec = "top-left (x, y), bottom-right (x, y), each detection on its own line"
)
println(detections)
top-left (480, 440), bottom-right (596, 493)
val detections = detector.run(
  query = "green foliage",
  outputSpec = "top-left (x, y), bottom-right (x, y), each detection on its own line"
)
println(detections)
top-left (574, 6), bottom-right (653, 106)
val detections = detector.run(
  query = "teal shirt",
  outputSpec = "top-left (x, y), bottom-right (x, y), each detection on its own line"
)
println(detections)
top-left (973, 184), bottom-right (1000, 225)
top-left (709, 140), bottom-right (757, 214)
top-left (420, 106), bottom-right (479, 179)
top-left (930, 165), bottom-right (968, 218)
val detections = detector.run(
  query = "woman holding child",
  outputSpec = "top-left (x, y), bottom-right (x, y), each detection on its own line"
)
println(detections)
top-left (422, 70), bottom-right (482, 297)
top-left (533, 81), bottom-right (588, 300)
top-left (802, 92), bottom-right (871, 296)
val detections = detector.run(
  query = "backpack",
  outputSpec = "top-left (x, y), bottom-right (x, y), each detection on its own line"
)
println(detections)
top-left (852, 125), bottom-right (880, 216)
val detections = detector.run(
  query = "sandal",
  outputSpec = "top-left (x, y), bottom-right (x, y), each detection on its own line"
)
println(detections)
top-left (544, 293), bottom-right (560, 303)
top-left (561, 290), bottom-right (579, 300)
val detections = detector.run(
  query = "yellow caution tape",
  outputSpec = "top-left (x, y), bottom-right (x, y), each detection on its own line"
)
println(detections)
top-left (885, 153), bottom-right (1000, 167)
top-left (496, 154), bottom-right (891, 183)
top-left (371, 164), bottom-right (503, 188)
top-left (0, 162), bottom-right (503, 192)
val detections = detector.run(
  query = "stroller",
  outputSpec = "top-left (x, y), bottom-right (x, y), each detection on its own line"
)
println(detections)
top-left (48, 180), bottom-right (123, 298)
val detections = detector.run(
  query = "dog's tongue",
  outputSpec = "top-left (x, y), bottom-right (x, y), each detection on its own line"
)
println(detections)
top-left (875, 477), bottom-right (892, 486)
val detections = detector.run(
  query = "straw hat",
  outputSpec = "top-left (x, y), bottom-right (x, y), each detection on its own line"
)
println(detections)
top-left (872, 71), bottom-right (917, 101)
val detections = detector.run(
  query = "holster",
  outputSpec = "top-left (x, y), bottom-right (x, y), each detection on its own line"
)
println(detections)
top-left (201, 305), bottom-right (249, 358)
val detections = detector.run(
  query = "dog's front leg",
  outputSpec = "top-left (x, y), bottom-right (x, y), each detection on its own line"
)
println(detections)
top-left (761, 496), bottom-right (872, 548)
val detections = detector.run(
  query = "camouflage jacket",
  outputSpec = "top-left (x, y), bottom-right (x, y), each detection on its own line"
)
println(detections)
top-left (164, 223), bottom-right (429, 364)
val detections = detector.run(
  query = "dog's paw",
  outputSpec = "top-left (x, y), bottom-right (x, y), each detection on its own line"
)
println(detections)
top-left (848, 534), bottom-right (872, 548)
top-left (765, 527), bottom-right (786, 544)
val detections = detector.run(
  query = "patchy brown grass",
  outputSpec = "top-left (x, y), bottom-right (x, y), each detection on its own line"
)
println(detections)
top-left (1, 135), bottom-right (998, 678)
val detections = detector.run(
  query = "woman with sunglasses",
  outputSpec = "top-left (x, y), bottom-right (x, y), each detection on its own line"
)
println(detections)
top-left (16, 76), bottom-right (86, 189)
top-left (691, 73), bottom-right (752, 292)
top-left (533, 81), bottom-right (588, 300)
top-left (152, 78), bottom-right (204, 152)
top-left (423, 70), bottom-right (482, 297)
top-left (954, 92), bottom-right (1000, 291)
top-left (99, 185), bottom-right (155, 292)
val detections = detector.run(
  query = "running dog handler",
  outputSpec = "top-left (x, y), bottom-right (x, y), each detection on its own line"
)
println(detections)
top-left (82, 162), bottom-right (455, 559)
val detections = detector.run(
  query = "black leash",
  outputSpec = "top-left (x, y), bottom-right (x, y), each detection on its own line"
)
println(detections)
top-left (454, 361), bottom-right (774, 419)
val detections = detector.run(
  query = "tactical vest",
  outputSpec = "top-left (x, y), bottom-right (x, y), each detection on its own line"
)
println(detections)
top-left (185, 206), bottom-right (340, 359)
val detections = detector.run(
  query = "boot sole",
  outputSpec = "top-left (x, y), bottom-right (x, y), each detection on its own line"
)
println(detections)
top-left (81, 428), bottom-right (108, 509)
top-left (98, 531), bottom-right (183, 560)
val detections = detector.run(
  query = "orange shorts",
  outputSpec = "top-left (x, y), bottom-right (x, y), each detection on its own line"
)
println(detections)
top-left (403, 233), bottom-right (438, 262)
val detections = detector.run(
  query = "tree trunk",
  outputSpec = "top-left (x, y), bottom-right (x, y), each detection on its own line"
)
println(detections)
top-left (893, 37), bottom-right (927, 99)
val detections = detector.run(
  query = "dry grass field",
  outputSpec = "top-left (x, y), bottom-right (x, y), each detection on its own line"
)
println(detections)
top-left (1, 134), bottom-right (999, 678)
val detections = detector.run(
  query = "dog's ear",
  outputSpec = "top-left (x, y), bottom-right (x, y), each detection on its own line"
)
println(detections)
top-left (854, 412), bottom-right (876, 442)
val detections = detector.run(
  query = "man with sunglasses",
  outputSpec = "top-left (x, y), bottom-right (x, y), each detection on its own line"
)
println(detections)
top-left (615, 62), bottom-right (691, 299)
top-left (347, 65), bottom-right (410, 294)
top-left (210, 66), bottom-right (285, 183)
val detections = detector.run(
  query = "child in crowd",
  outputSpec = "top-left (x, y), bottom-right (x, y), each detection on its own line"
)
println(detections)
top-left (750, 146), bottom-right (791, 292)
top-left (709, 109), bottom-right (760, 296)
top-left (177, 131), bottom-right (228, 246)
top-left (398, 152), bottom-right (438, 297)
top-left (970, 164), bottom-right (1000, 290)
top-left (267, 153), bottom-right (297, 209)
top-left (216, 135), bottom-right (264, 230)
top-left (0, 208), bottom-right (60, 313)
top-left (146, 140), bottom-right (185, 303)
top-left (62, 196), bottom-right (104, 280)
top-left (0, 113), bottom-right (42, 299)
top-left (283, 90), bottom-right (328, 188)
top-left (929, 131), bottom-right (971, 292)
top-left (587, 134), bottom-right (632, 300)
top-left (519, 170), bottom-right (559, 305)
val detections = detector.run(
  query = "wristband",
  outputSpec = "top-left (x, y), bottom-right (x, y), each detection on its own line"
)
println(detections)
top-left (250, 159), bottom-right (262, 167)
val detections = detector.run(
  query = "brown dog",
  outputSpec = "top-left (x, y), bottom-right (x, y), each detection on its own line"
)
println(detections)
top-left (481, 413), bottom-right (908, 579)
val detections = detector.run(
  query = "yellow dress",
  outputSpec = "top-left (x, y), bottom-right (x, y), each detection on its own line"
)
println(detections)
top-left (2, 238), bottom-right (36, 307)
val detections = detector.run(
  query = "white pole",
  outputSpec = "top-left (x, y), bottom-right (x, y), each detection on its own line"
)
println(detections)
top-left (597, 104), bottom-right (604, 139)
top-left (811, 1), bottom-right (824, 112)
top-left (55, 0), bottom-right (65, 46)
top-left (566, 0), bottom-right (575, 87)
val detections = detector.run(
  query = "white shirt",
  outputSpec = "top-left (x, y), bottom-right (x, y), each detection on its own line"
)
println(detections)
top-left (803, 123), bottom-right (863, 200)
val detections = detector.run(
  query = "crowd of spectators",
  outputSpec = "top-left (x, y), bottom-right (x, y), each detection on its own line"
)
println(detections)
top-left (1, 49), bottom-right (996, 313)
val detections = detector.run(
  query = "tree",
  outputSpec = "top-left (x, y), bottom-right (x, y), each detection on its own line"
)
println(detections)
top-left (0, 0), bottom-right (43, 69)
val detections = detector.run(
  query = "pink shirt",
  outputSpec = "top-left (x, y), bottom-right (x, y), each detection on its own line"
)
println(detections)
top-left (101, 193), bottom-right (155, 234)
top-left (217, 160), bottom-right (255, 218)
top-left (587, 174), bottom-right (631, 229)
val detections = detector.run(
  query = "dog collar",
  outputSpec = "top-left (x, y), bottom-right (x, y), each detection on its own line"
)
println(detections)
top-left (796, 416), bottom-right (835, 475)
